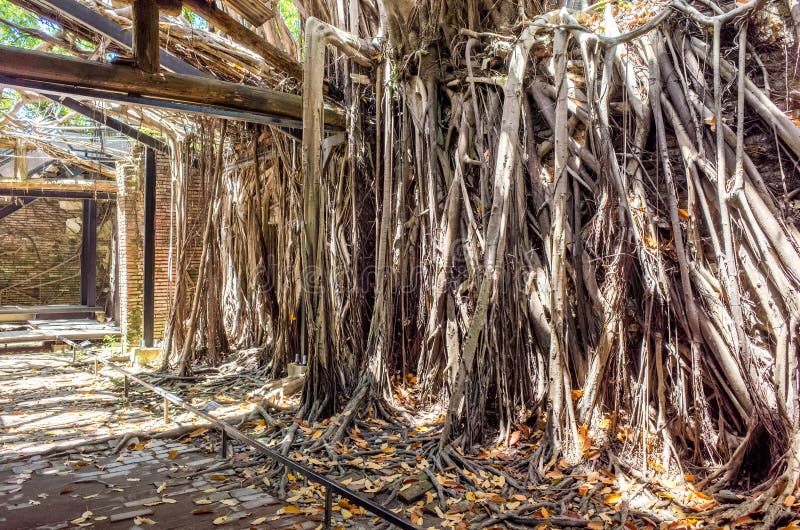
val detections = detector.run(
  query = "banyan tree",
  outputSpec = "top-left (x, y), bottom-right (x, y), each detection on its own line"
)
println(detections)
top-left (150, 0), bottom-right (800, 525)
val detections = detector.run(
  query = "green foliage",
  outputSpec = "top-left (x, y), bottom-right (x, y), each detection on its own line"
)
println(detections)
top-left (276, 0), bottom-right (301, 42)
top-left (0, 88), bottom-right (19, 113)
top-left (0, 0), bottom-right (52, 48)
top-left (182, 6), bottom-right (209, 30)
top-left (103, 335), bottom-right (119, 349)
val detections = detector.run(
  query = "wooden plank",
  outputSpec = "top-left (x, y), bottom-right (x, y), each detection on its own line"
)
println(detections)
top-left (0, 45), bottom-right (345, 128)
top-left (0, 305), bottom-right (102, 315)
top-left (28, 319), bottom-right (114, 329)
top-left (0, 326), bottom-right (119, 345)
top-left (182, 0), bottom-right (302, 80)
top-left (132, 0), bottom-right (160, 73)
top-left (0, 179), bottom-right (117, 194)
top-left (220, 0), bottom-right (276, 26)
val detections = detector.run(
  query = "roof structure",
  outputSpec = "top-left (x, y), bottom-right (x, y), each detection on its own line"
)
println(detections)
top-left (0, 0), bottom-right (306, 171)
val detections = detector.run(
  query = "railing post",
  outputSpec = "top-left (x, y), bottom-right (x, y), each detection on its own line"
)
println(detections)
top-left (324, 486), bottom-right (332, 530)
top-left (72, 347), bottom-right (77, 363)
top-left (220, 429), bottom-right (228, 458)
top-left (163, 397), bottom-right (170, 423)
top-left (123, 375), bottom-right (129, 398)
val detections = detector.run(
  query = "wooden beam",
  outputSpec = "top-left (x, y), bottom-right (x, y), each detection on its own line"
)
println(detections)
top-left (156, 0), bottom-right (183, 16)
top-left (220, 0), bottom-right (275, 26)
top-left (0, 179), bottom-right (117, 194)
top-left (132, 0), bottom-right (160, 73)
top-left (182, 0), bottom-right (303, 81)
top-left (0, 46), bottom-right (345, 128)
top-left (0, 197), bottom-right (36, 221)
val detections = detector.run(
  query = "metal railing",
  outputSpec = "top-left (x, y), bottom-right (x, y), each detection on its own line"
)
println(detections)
top-left (63, 342), bottom-right (416, 529)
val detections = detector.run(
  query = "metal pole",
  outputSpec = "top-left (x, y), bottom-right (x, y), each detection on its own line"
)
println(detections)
top-left (221, 429), bottom-right (228, 458)
top-left (324, 486), bottom-right (332, 530)
top-left (66, 347), bottom-right (415, 529)
top-left (142, 148), bottom-right (156, 347)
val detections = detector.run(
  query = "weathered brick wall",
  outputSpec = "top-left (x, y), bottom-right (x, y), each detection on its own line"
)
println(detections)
top-left (117, 146), bottom-right (202, 346)
top-left (117, 148), bottom-right (145, 345)
top-left (0, 198), bottom-right (113, 307)
top-left (153, 154), bottom-right (175, 340)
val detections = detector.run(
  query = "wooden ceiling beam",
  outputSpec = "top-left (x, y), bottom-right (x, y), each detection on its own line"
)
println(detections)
top-left (0, 45), bottom-right (345, 128)
top-left (0, 179), bottom-right (118, 194)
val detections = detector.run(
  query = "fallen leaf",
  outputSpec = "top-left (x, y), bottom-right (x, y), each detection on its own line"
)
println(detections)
top-left (251, 516), bottom-right (268, 525)
top-left (192, 508), bottom-right (214, 515)
top-left (212, 515), bottom-right (228, 525)
top-left (156, 481), bottom-right (167, 493)
top-left (604, 492), bottom-right (622, 506)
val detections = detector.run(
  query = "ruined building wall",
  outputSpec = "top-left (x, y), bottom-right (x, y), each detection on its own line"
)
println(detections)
top-left (0, 198), bottom-right (113, 308)
top-left (117, 146), bottom-right (202, 346)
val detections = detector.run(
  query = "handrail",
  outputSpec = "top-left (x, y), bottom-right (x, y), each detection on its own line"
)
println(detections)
top-left (63, 344), bottom-right (416, 530)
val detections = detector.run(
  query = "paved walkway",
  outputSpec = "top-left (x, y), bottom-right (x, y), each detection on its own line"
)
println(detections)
top-left (0, 352), bottom-right (316, 529)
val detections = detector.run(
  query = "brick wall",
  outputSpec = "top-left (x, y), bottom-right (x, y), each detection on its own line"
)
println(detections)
top-left (117, 148), bottom-right (145, 345)
top-left (117, 146), bottom-right (202, 346)
top-left (0, 198), bottom-right (113, 307)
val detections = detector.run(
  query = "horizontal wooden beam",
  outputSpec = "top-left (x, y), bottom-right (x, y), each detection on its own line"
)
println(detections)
top-left (0, 179), bottom-right (117, 195)
top-left (0, 45), bottom-right (344, 128)
top-left (0, 188), bottom-right (115, 200)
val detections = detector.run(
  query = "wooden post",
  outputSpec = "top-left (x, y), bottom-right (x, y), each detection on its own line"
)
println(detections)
top-left (163, 397), bottom-right (170, 423)
top-left (14, 140), bottom-right (26, 181)
top-left (132, 0), bottom-right (160, 73)
top-left (81, 199), bottom-right (97, 307)
top-left (143, 148), bottom-right (156, 347)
